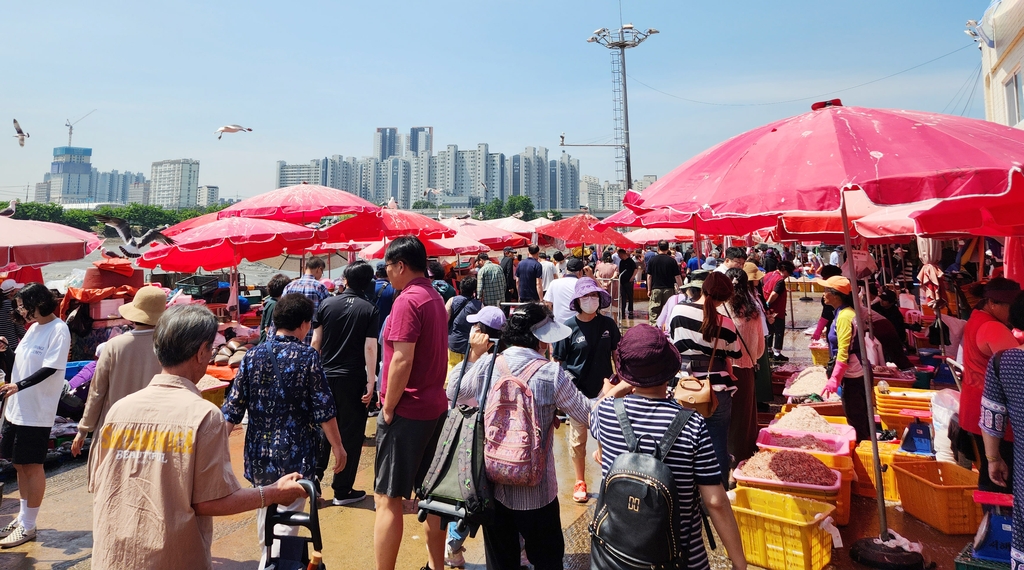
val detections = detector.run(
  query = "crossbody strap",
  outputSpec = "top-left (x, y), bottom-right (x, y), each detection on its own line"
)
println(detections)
top-left (448, 298), bottom-right (471, 332)
top-left (723, 305), bottom-right (758, 372)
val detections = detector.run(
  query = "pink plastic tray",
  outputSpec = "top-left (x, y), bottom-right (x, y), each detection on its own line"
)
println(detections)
top-left (756, 428), bottom-right (849, 457)
top-left (734, 460), bottom-right (842, 493)
top-left (767, 420), bottom-right (857, 447)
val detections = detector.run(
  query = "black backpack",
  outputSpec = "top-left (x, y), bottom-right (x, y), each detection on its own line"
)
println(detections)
top-left (590, 399), bottom-right (695, 570)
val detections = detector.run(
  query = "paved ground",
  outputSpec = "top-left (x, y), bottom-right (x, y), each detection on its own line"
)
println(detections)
top-left (0, 293), bottom-right (977, 569)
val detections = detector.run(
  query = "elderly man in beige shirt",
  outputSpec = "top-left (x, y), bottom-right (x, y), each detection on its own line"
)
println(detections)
top-left (71, 286), bottom-right (166, 459)
top-left (90, 304), bottom-right (307, 570)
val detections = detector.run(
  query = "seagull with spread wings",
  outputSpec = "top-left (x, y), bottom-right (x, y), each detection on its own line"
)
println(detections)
top-left (94, 214), bottom-right (176, 258)
top-left (214, 124), bottom-right (252, 140)
top-left (12, 120), bottom-right (28, 147)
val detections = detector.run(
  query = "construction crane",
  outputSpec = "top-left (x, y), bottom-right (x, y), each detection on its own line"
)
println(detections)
top-left (65, 109), bottom-right (97, 146)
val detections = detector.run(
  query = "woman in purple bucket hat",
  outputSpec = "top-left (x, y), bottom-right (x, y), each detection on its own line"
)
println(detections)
top-left (552, 277), bottom-right (620, 503)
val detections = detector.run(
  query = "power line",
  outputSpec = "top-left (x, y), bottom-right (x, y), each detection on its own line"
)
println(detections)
top-left (959, 65), bottom-right (983, 116)
top-left (943, 62), bottom-right (983, 114)
top-left (628, 43), bottom-right (977, 107)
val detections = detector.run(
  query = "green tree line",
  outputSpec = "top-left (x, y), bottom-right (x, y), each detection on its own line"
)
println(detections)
top-left (0, 201), bottom-right (228, 234)
top-left (472, 196), bottom-right (561, 222)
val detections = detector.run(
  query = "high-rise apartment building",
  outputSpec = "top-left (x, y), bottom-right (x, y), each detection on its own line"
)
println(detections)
top-left (275, 160), bottom-right (325, 187)
top-left (580, 175), bottom-right (601, 208)
top-left (151, 159), bottom-right (200, 209)
top-left (507, 147), bottom-right (550, 209)
top-left (373, 127), bottom-right (399, 161)
top-left (127, 182), bottom-right (151, 205)
top-left (197, 185), bottom-right (220, 207)
top-left (92, 169), bottom-right (147, 204)
top-left (48, 147), bottom-right (93, 204)
top-left (34, 181), bottom-right (51, 203)
top-left (409, 127), bottom-right (433, 157)
top-left (634, 174), bottom-right (658, 192)
top-left (549, 152), bottom-right (580, 210)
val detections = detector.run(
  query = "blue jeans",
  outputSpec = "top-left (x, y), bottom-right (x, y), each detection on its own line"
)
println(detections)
top-left (704, 389), bottom-right (733, 487)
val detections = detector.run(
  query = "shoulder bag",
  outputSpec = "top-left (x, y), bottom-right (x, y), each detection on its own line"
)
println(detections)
top-left (674, 336), bottom-right (719, 419)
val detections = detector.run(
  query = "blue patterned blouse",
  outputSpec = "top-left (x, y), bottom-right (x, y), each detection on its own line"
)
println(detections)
top-left (223, 335), bottom-right (337, 486)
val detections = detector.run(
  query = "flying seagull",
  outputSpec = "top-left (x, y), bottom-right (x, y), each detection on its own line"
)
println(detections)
top-left (0, 199), bottom-right (16, 217)
top-left (94, 214), bottom-right (176, 258)
top-left (214, 124), bottom-right (252, 140)
top-left (12, 120), bottom-right (28, 147)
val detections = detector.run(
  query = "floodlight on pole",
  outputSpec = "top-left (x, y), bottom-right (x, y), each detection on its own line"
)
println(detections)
top-left (587, 24), bottom-right (657, 192)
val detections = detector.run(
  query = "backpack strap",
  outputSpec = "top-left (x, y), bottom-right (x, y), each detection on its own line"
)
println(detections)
top-left (613, 398), bottom-right (639, 453)
top-left (448, 298), bottom-right (471, 333)
top-left (656, 407), bottom-right (695, 461)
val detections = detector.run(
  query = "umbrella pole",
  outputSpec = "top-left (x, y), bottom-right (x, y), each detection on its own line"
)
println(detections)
top-left (842, 196), bottom-right (921, 569)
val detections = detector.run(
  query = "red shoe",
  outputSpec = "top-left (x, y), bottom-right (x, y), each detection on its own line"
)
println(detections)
top-left (573, 480), bottom-right (588, 503)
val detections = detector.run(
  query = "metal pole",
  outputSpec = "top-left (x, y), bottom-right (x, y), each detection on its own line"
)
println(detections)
top-left (619, 44), bottom-right (633, 191)
top-left (840, 196), bottom-right (890, 540)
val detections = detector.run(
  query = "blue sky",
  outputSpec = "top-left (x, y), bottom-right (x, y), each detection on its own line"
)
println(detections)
top-left (0, 1), bottom-right (989, 203)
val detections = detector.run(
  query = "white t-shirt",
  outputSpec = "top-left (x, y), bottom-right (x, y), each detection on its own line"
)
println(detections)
top-left (544, 276), bottom-right (579, 324)
top-left (6, 318), bottom-right (71, 427)
top-left (540, 260), bottom-right (557, 292)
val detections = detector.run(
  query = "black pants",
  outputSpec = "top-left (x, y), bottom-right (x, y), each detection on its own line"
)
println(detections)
top-left (841, 375), bottom-right (871, 442)
top-left (768, 315), bottom-right (786, 352)
top-left (483, 499), bottom-right (564, 570)
top-left (316, 374), bottom-right (369, 498)
top-left (619, 279), bottom-right (634, 316)
top-left (973, 433), bottom-right (1015, 494)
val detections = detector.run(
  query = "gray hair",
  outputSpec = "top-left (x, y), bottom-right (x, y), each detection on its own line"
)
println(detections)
top-left (153, 304), bottom-right (218, 368)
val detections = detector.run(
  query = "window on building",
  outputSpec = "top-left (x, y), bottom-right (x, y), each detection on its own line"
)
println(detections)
top-left (1006, 70), bottom-right (1023, 125)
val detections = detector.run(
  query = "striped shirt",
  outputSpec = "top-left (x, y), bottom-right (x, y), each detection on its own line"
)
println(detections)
top-left (448, 346), bottom-right (593, 510)
top-left (668, 302), bottom-right (742, 389)
top-left (590, 395), bottom-right (721, 570)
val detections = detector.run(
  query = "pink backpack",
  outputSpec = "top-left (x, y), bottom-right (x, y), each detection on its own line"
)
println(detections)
top-left (483, 356), bottom-right (548, 486)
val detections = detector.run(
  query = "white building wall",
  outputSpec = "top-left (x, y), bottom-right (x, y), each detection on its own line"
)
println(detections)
top-left (982, 0), bottom-right (1024, 127)
top-left (275, 160), bottom-right (322, 188)
top-left (151, 159), bottom-right (199, 209)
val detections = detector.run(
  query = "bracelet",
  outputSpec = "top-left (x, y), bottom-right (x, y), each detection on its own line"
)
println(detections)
top-left (986, 455), bottom-right (1002, 462)
top-left (257, 485), bottom-right (266, 509)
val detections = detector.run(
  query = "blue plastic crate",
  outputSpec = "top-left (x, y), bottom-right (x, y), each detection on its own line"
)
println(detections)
top-left (65, 361), bottom-right (92, 380)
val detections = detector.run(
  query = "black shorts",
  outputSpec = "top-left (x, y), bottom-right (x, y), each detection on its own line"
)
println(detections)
top-left (374, 412), bottom-right (443, 499)
top-left (0, 423), bottom-right (50, 465)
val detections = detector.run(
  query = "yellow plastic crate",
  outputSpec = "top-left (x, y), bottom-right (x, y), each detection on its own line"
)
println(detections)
top-left (853, 441), bottom-right (923, 502)
top-left (892, 461), bottom-right (982, 535)
top-left (201, 386), bottom-right (226, 408)
top-left (731, 487), bottom-right (835, 570)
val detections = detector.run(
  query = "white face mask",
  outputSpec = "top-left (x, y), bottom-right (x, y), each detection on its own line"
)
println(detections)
top-left (579, 297), bottom-right (601, 314)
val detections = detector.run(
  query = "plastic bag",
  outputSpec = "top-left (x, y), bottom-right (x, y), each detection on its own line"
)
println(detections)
top-left (931, 389), bottom-right (960, 463)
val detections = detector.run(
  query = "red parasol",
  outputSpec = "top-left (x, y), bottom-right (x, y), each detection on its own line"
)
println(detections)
top-left (137, 217), bottom-right (319, 272)
top-left (535, 214), bottom-right (637, 249)
top-left (0, 217), bottom-right (103, 271)
top-left (323, 209), bottom-right (455, 242)
top-left (594, 208), bottom-right (777, 235)
top-left (489, 216), bottom-right (538, 236)
top-left (622, 227), bottom-right (694, 246)
top-left (358, 235), bottom-right (490, 260)
top-left (439, 218), bottom-right (528, 249)
top-left (217, 183), bottom-right (379, 224)
top-left (627, 102), bottom-right (1024, 218)
top-left (163, 211), bottom-right (221, 237)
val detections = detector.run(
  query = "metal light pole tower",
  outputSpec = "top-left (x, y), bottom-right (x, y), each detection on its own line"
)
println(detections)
top-left (588, 25), bottom-right (657, 192)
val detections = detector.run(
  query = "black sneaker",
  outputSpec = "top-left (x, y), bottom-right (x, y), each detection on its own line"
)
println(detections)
top-left (331, 490), bottom-right (367, 506)
top-left (772, 353), bottom-right (790, 362)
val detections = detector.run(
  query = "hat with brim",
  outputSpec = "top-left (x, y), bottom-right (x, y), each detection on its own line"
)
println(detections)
top-left (0, 279), bottom-right (23, 294)
top-left (685, 270), bottom-right (710, 290)
top-left (614, 324), bottom-right (682, 387)
top-left (570, 277), bottom-right (611, 311)
top-left (530, 316), bottom-right (572, 344)
top-left (467, 306), bottom-right (506, 330)
top-left (118, 286), bottom-right (168, 326)
top-left (743, 262), bottom-right (765, 283)
top-left (701, 257), bottom-right (719, 270)
top-left (814, 275), bottom-right (852, 295)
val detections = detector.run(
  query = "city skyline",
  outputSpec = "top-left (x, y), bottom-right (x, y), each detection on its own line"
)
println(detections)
top-left (0, 2), bottom-right (984, 203)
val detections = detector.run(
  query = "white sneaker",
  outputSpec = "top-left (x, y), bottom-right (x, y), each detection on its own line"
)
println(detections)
top-left (0, 525), bottom-right (35, 548)
top-left (445, 544), bottom-right (466, 568)
top-left (0, 520), bottom-right (19, 539)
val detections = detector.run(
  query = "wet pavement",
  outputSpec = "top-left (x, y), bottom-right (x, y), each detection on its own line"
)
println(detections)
top-left (0, 292), bottom-right (984, 569)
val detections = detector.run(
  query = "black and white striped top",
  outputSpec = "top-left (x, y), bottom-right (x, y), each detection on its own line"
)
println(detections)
top-left (590, 395), bottom-right (721, 570)
top-left (668, 302), bottom-right (742, 389)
